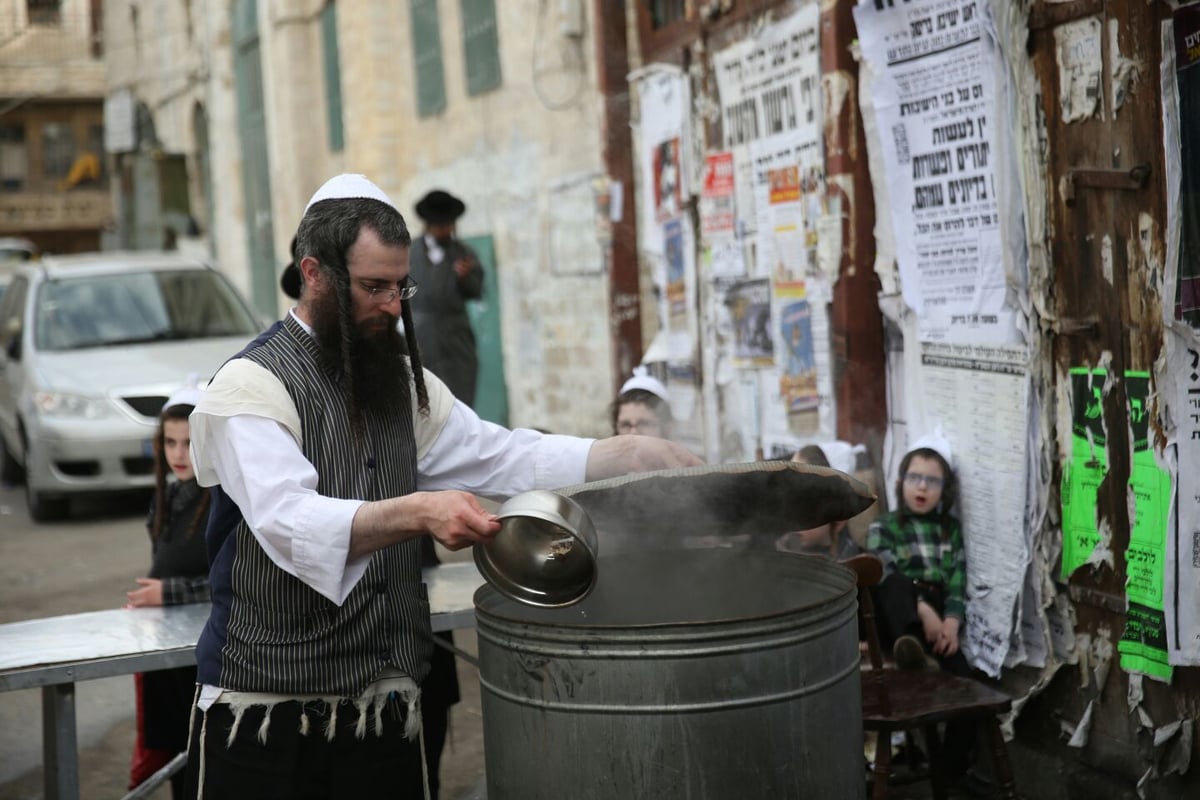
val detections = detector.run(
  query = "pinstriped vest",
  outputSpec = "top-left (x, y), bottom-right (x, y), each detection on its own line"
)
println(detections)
top-left (214, 315), bottom-right (428, 697)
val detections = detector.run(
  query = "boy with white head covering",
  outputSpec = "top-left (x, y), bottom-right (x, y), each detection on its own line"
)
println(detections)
top-left (610, 365), bottom-right (673, 438)
top-left (864, 426), bottom-right (981, 777)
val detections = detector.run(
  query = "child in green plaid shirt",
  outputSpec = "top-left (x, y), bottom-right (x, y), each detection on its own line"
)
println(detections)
top-left (868, 432), bottom-right (991, 786)
top-left (867, 433), bottom-right (969, 676)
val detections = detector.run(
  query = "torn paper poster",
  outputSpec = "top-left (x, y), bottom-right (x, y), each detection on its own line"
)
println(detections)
top-left (1128, 672), bottom-right (1145, 712)
top-left (1054, 17), bottom-right (1103, 123)
top-left (1107, 19), bottom-right (1141, 113)
top-left (1060, 367), bottom-right (1117, 575)
top-left (1067, 700), bottom-right (1096, 748)
top-left (1163, 331), bottom-right (1200, 666)
top-left (913, 339), bottom-right (1031, 676)
top-left (634, 65), bottom-right (691, 258)
top-left (852, 0), bottom-right (1018, 343)
top-left (765, 278), bottom-right (836, 441)
top-left (1061, 368), bottom-right (1174, 679)
top-left (711, 5), bottom-right (822, 247)
top-left (1137, 719), bottom-right (1194, 798)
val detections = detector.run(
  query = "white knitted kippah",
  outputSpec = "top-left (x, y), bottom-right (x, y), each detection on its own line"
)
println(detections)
top-left (304, 174), bottom-right (398, 214)
top-left (619, 365), bottom-right (670, 404)
top-left (908, 426), bottom-right (953, 470)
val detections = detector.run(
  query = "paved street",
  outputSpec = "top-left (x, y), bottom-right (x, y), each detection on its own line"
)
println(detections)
top-left (0, 482), bottom-right (486, 800)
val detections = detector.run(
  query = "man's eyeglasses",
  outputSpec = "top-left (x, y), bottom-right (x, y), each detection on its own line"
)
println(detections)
top-left (903, 472), bottom-right (944, 489)
top-left (358, 279), bottom-right (418, 304)
top-left (616, 420), bottom-right (662, 434)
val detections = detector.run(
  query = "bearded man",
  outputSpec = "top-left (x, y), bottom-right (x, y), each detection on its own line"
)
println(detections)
top-left (185, 174), bottom-right (701, 799)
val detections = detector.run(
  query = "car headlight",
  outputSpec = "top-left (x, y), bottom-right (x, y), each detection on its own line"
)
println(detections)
top-left (32, 391), bottom-right (117, 420)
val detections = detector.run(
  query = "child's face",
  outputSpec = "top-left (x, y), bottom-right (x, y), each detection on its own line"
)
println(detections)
top-left (901, 454), bottom-right (944, 514)
top-left (615, 402), bottom-right (665, 437)
top-left (162, 419), bottom-right (194, 481)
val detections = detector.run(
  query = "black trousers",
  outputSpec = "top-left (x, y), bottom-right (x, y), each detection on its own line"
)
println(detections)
top-left (871, 572), bottom-right (977, 775)
top-left (184, 698), bottom-right (424, 800)
top-left (872, 572), bottom-right (970, 677)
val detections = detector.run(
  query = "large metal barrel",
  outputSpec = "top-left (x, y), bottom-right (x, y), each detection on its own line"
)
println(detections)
top-left (474, 549), bottom-right (865, 799)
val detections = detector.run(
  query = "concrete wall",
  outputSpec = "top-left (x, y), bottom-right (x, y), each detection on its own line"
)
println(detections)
top-left (0, 0), bottom-right (103, 97)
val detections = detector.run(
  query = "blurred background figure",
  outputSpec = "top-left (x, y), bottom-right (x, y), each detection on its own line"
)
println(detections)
top-left (610, 366), bottom-right (673, 438)
top-left (408, 189), bottom-right (484, 408)
top-left (776, 441), bottom-right (867, 560)
top-left (126, 383), bottom-right (211, 800)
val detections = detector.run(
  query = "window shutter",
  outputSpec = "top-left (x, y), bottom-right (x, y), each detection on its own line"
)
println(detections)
top-left (410, 0), bottom-right (446, 117)
top-left (320, 3), bottom-right (345, 151)
top-left (460, 0), bottom-right (501, 96)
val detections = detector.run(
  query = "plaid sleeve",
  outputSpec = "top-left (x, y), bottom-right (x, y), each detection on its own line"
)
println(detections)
top-left (866, 514), bottom-right (901, 576)
top-left (161, 575), bottom-right (211, 606)
top-left (943, 518), bottom-right (967, 620)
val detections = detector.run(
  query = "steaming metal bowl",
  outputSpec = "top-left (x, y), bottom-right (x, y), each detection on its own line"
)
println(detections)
top-left (473, 490), bottom-right (598, 608)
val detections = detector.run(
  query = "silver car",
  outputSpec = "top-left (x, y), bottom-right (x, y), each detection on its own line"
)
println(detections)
top-left (0, 251), bottom-right (262, 520)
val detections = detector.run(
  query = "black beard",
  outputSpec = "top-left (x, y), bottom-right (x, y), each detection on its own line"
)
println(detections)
top-left (433, 234), bottom-right (453, 247)
top-left (310, 283), bottom-right (411, 422)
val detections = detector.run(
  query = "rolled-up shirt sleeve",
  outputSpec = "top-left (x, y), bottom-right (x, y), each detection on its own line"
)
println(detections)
top-left (416, 391), bottom-right (592, 497)
top-left (190, 360), bottom-right (369, 606)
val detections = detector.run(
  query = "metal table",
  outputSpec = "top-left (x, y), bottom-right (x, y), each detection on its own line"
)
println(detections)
top-left (0, 562), bottom-right (486, 800)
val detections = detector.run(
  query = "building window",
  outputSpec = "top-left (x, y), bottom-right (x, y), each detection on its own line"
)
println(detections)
top-left (650, 0), bottom-right (686, 29)
top-left (41, 123), bottom-right (75, 180)
top-left (27, 0), bottom-right (61, 25)
top-left (410, 0), bottom-right (446, 117)
top-left (460, 0), bottom-right (501, 96)
top-left (320, 2), bottom-right (345, 152)
top-left (0, 125), bottom-right (27, 191)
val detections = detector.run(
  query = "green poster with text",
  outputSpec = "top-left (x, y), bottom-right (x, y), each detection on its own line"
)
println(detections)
top-left (1060, 369), bottom-right (1172, 679)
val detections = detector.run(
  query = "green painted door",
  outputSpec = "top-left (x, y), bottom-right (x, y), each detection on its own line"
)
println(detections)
top-left (232, 0), bottom-right (276, 316)
top-left (462, 235), bottom-right (507, 426)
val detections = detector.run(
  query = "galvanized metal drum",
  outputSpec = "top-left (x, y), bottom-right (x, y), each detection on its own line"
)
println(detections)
top-left (474, 549), bottom-right (865, 800)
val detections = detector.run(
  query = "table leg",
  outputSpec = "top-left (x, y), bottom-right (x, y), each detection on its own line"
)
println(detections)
top-left (42, 682), bottom-right (79, 800)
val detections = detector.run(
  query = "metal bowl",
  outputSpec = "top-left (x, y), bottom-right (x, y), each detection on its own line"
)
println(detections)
top-left (473, 490), bottom-right (599, 607)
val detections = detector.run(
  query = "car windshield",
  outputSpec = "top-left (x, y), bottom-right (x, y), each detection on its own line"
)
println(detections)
top-left (35, 268), bottom-right (261, 351)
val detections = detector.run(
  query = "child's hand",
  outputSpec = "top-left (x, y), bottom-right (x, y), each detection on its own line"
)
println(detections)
top-left (917, 600), bottom-right (942, 644)
top-left (934, 616), bottom-right (961, 656)
top-left (126, 578), bottom-right (164, 607)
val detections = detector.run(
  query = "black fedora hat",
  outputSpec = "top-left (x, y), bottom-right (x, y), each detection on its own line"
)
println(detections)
top-left (415, 189), bottom-right (466, 224)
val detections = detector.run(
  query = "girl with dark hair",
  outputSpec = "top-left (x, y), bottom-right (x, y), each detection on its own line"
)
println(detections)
top-left (126, 389), bottom-right (211, 799)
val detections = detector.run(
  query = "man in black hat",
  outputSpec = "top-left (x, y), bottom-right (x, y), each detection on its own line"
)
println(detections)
top-left (409, 189), bottom-right (484, 408)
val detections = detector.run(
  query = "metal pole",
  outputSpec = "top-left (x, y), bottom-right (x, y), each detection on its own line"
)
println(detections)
top-left (42, 681), bottom-right (79, 800)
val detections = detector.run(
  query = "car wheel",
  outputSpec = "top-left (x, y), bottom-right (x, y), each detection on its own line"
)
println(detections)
top-left (26, 481), bottom-right (68, 522)
top-left (0, 433), bottom-right (23, 484)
